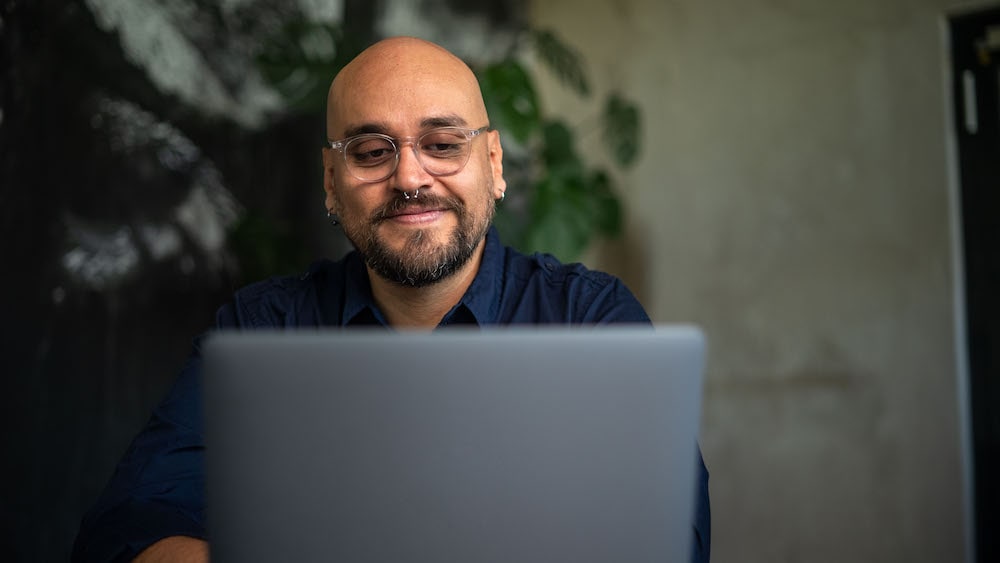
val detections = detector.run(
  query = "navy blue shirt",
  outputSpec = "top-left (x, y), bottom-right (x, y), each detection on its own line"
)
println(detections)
top-left (73, 228), bottom-right (710, 562)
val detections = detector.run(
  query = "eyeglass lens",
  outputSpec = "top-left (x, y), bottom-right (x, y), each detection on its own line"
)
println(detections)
top-left (344, 128), bottom-right (475, 182)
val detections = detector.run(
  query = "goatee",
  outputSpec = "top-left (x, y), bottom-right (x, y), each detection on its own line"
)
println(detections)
top-left (345, 192), bottom-right (494, 288)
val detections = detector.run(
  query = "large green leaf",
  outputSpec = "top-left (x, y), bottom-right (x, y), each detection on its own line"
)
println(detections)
top-left (507, 120), bottom-right (624, 260)
top-left (603, 93), bottom-right (642, 168)
top-left (531, 29), bottom-right (590, 97)
top-left (522, 175), bottom-right (592, 261)
top-left (478, 60), bottom-right (541, 143)
top-left (541, 120), bottom-right (584, 177)
top-left (586, 170), bottom-right (622, 236)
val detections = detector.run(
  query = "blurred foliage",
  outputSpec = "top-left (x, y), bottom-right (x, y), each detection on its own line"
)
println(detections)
top-left (256, 22), bottom-right (368, 113)
top-left (480, 29), bottom-right (642, 260)
top-left (254, 23), bottom-right (643, 261)
top-left (228, 211), bottom-right (312, 281)
top-left (477, 60), bottom-right (541, 143)
top-left (603, 93), bottom-right (642, 167)
top-left (528, 29), bottom-right (590, 97)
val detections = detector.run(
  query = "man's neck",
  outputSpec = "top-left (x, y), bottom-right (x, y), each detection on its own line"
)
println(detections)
top-left (366, 242), bottom-right (485, 329)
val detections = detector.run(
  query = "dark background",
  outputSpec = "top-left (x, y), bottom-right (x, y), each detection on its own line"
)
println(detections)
top-left (1, 0), bottom-right (531, 558)
top-left (951, 7), bottom-right (1000, 563)
top-left (1, 1), bottom-right (328, 560)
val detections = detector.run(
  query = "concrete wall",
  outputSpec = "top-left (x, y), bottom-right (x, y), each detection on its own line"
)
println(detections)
top-left (528, 0), bottom-right (980, 561)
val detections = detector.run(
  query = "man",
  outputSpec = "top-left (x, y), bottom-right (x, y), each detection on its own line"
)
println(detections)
top-left (73, 37), bottom-right (710, 562)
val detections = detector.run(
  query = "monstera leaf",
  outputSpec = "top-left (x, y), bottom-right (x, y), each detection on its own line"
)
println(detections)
top-left (515, 120), bottom-right (623, 260)
top-left (603, 93), bottom-right (641, 168)
top-left (478, 60), bottom-right (541, 143)
top-left (540, 120), bottom-right (583, 174)
top-left (531, 29), bottom-right (589, 97)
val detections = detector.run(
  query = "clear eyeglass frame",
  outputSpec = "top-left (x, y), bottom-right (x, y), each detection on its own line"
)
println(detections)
top-left (327, 125), bottom-right (490, 183)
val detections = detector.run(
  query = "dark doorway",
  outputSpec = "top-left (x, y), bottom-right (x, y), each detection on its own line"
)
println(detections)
top-left (949, 6), bottom-right (1000, 563)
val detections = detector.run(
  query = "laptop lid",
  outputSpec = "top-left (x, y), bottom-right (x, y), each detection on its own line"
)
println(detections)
top-left (204, 326), bottom-right (705, 563)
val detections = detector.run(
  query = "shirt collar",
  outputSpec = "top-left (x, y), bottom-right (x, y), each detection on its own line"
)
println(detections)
top-left (338, 226), bottom-right (504, 327)
top-left (341, 252), bottom-right (384, 326)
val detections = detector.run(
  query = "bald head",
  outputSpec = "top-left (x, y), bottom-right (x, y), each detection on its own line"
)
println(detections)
top-left (326, 37), bottom-right (490, 138)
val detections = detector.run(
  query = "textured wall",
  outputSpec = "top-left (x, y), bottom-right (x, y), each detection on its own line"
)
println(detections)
top-left (528, 0), bottom-right (974, 561)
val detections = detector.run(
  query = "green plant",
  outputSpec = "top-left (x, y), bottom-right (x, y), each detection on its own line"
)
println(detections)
top-left (254, 24), bottom-right (642, 262)
top-left (480, 30), bottom-right (641, 261)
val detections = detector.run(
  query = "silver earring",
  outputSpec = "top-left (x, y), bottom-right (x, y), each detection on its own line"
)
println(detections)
top-left (497, 191), bottom-right (506, 202)
top-left (326, 209), bottom-right (340, 226)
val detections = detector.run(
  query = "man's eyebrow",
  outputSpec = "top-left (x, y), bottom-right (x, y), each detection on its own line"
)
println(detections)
top-left (420, 115), bottom-right (469, 129)
top-left (342, 122), bottom-right (391, 138)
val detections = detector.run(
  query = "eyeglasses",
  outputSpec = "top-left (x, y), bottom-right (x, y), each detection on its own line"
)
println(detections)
top-left (327, 126), bottom-right (490, 183)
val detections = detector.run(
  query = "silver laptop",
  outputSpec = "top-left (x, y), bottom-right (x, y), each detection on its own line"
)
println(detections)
top-left (203, 326), bottom-right (705, 563)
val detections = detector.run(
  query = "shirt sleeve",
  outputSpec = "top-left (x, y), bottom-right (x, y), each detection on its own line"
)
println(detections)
top-left (691, 446), bottom-right (712, 563)
top-left (71, 305), bottom-right (239, 562)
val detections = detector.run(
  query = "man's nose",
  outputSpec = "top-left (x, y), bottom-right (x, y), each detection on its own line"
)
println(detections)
top-left (392, 142), bottom-right (433, 191)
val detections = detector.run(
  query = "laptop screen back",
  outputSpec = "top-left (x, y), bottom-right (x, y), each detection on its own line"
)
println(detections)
top-left (204, 326), bottom-right (704, 563)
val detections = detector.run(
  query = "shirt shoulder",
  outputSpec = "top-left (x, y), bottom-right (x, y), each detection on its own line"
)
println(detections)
top-left (220, 259), bottom-right (346, 328)
top-left (498, 247), bottom-right (651, 325)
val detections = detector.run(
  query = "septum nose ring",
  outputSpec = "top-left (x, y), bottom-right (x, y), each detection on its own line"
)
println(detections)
top-left (403, 189), bottom-right (420, 200)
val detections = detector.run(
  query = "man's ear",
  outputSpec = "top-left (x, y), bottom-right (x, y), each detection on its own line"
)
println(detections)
top-left (487, 129), bottom-right (506, 199)
top-left (322, 147), bottom-right (337, 212)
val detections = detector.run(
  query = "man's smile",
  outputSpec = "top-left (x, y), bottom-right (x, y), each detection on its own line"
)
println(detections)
top-left (373, 195), bottom-right (462, 226)
top-left (385, 207), bottom-right (447, 225)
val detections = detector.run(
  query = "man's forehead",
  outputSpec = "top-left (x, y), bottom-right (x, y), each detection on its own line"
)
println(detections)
top-left (327, 37), bottom-right (487, 136)
top-left (329, 84), bottom-right (484, 136)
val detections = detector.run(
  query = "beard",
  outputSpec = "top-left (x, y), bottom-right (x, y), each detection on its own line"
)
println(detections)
top-left (340, 191), bottom-right (494, 288)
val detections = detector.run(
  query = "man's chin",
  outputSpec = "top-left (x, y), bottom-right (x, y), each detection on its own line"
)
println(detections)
top-left (366, 248), bottom-right (463, 288)
top-left (364, 226), bottom-right (484, 288)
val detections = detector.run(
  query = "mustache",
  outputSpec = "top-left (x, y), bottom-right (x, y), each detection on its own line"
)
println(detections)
top-left (370, 193), bottom-right (464, 223)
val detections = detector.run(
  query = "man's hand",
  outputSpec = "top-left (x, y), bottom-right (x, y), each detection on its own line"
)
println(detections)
top-left (132, 536), bottom-right (209, 562)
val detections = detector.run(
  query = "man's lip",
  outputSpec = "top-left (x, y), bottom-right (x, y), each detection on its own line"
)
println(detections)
top-left (385, 205), bottom-right (447, 218)
top-left (379, 206), bottom-right (450, 225)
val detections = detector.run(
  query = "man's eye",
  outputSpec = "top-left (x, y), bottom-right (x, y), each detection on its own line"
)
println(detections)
top-left (361, 148), bottom-right (391, 158)
top-left (349, 140), bottom-right (395, 165)
top-left (420, 134), bottom-right (465, 157)
top-left (423, 142), bottom-right (461, 154)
